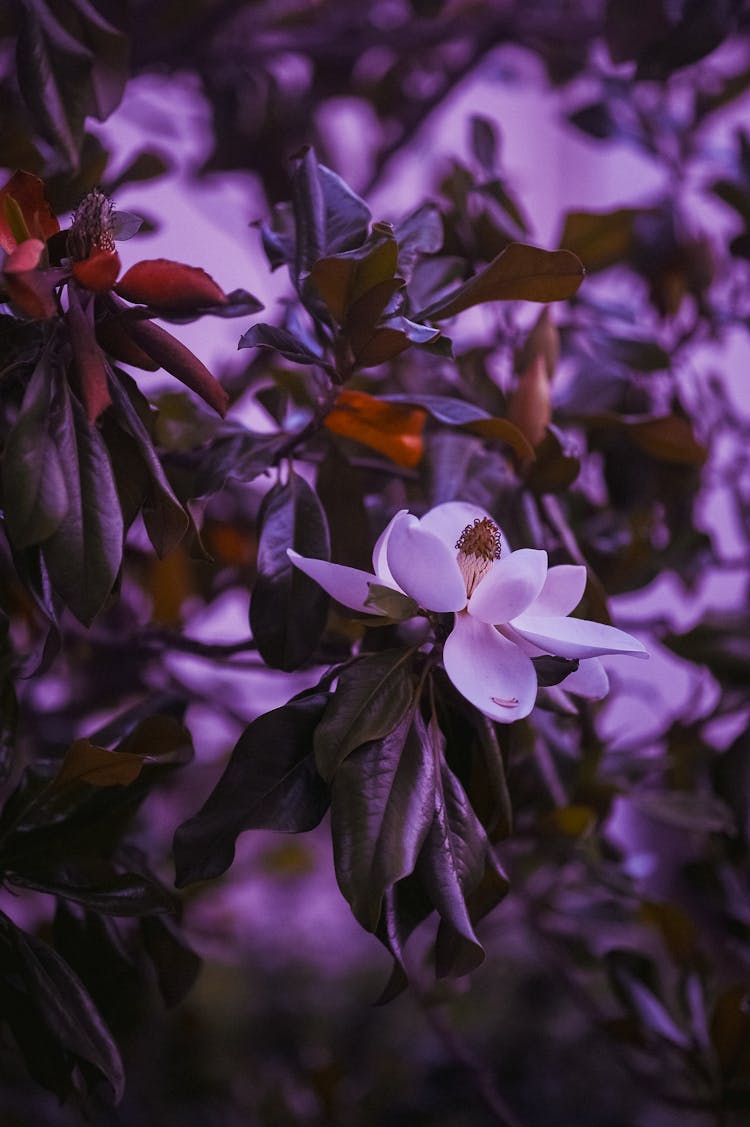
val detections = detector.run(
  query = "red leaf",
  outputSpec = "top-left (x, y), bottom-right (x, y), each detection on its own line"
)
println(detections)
top-left (115, 259), bottom-right (229, 310)
top-left (95, 316), bottom-right (160, 371)
top-left (0, 170), bottom-right (59, 253)
top-left (324, 389), bottom-right (425, 467)
top-left (119, 303), bottom-right (229, 416)
top-left (72, 250), bottom-right (121, 293)
top-left (2, 238), bottom-right (59, 319)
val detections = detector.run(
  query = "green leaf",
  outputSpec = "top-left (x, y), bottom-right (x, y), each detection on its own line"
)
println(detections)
top-left (3, 355), bottom-right (69, 549)
top-left (558, 207), bottom-right (647, 272)
top-left (12, 925), bottom-right (125, 1102)
top-left (330, 707), bottom-right (436, 932)
top-left (249, 471), bottom-right (330, 671)
top-left (41, 374), bottom-right (123, 624)
top-left (314, 648), bottom-right (418, 782)
top-left (173, 689), bottom-right (330, 886)
top-left (417, 243), bottom-right (585, 320)
top-left (365, 583), bottom-right (419, 621)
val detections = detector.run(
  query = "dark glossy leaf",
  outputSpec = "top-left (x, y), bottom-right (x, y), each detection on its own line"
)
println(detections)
top-left (383, 393), bottom-right (492, 426)
top-left (417, 243), bottom-right (584, 320)
top-left (15, 1), bottom-right (87, 168)
top-left (394, 203), bottom-right (444, 281)
top-left (140, 914), bottom-right (202, 1007)
top-left (318, 161), bottom-right (372, 256)
top-left (7, 862), bottom-right (175, 917)
top-left (354, 316), bottom-right (439, 367)
top-left (106, 371), bottom-right (189, 556)
top-left (12, 925), bottom-right (125, 1101)
top-left (238, 322), bottom-right (332, 370)
top-left (41, 374), bottom-right (123, 624)
top-left (191, 429), bottom-right (290, 496)
top-left (416, 719), bottom-right (488, 977)
top-left (174, 689), bottom-right (330, 886)
top-left (3, 355), bottom-right (69, 549)
top-left (249, 470), bottom-right (330, 670)
top-left (311, 230), bottom-right (398, 324)
top-left (314, 648), bottom-right (417, 781)
top-left (330, 707), bottom-right (436, 931)
top-left (291, 147), bottom-right (326, 284)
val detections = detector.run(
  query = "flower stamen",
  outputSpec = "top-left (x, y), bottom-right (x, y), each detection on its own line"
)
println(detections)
top-left (67, 188), bottom-right (115, 261)
top-left (455, 517), bottom-right (501, 597)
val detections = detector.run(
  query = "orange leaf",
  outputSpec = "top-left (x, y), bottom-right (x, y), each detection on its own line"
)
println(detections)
top-left (72, 249), bottom-right (121, 293)
top-left (324, 389), bottom-right (425, 468)
top-left (0, 170), bottom-right (59, 253)
top-left (115, 258), bottom-right (228, 310)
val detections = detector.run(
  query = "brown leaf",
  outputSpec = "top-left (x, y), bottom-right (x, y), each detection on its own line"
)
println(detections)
top-left (419, 243), bottom-right (585, 320)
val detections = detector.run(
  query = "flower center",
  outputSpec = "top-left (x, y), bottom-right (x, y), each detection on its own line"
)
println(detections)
top-left (455, 517), bottom-right (501, 597)
top-left (67, 189), bottom-right (116, 261)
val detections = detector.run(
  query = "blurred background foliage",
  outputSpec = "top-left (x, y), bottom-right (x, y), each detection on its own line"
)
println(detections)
top-left (2, 1), bottom-right (750, 1124)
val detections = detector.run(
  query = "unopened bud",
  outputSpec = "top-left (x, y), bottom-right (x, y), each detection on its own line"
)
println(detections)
top-left (509, 353), bottom-right (552, 448)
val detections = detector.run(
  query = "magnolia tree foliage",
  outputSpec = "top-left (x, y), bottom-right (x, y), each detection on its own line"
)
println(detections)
top-left (1, 2), bottom-right (750, 1124)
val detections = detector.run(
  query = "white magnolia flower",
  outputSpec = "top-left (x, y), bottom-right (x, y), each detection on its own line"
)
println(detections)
top-left (288, 501), bottom-right (647, 722)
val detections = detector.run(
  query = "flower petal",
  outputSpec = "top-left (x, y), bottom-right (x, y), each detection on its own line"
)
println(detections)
top-left (510, 613), bottom-right (649, 660)
top-left (371, 509), bottom-right (407, 585)
top-left (386, 512), bottom-right (466, 611)
top-left (287, 550), bottom-right (396, 615)
top-left (561, 657), bottom-right (610, 699)
top-left (526, 564), bottom-right (586, 617)
top-left (419, 500), bottom-right (502, 550)
top-left (468, 548), bottom-right (547, 625)
top-left (443, 613), bottom-right (537, 723)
